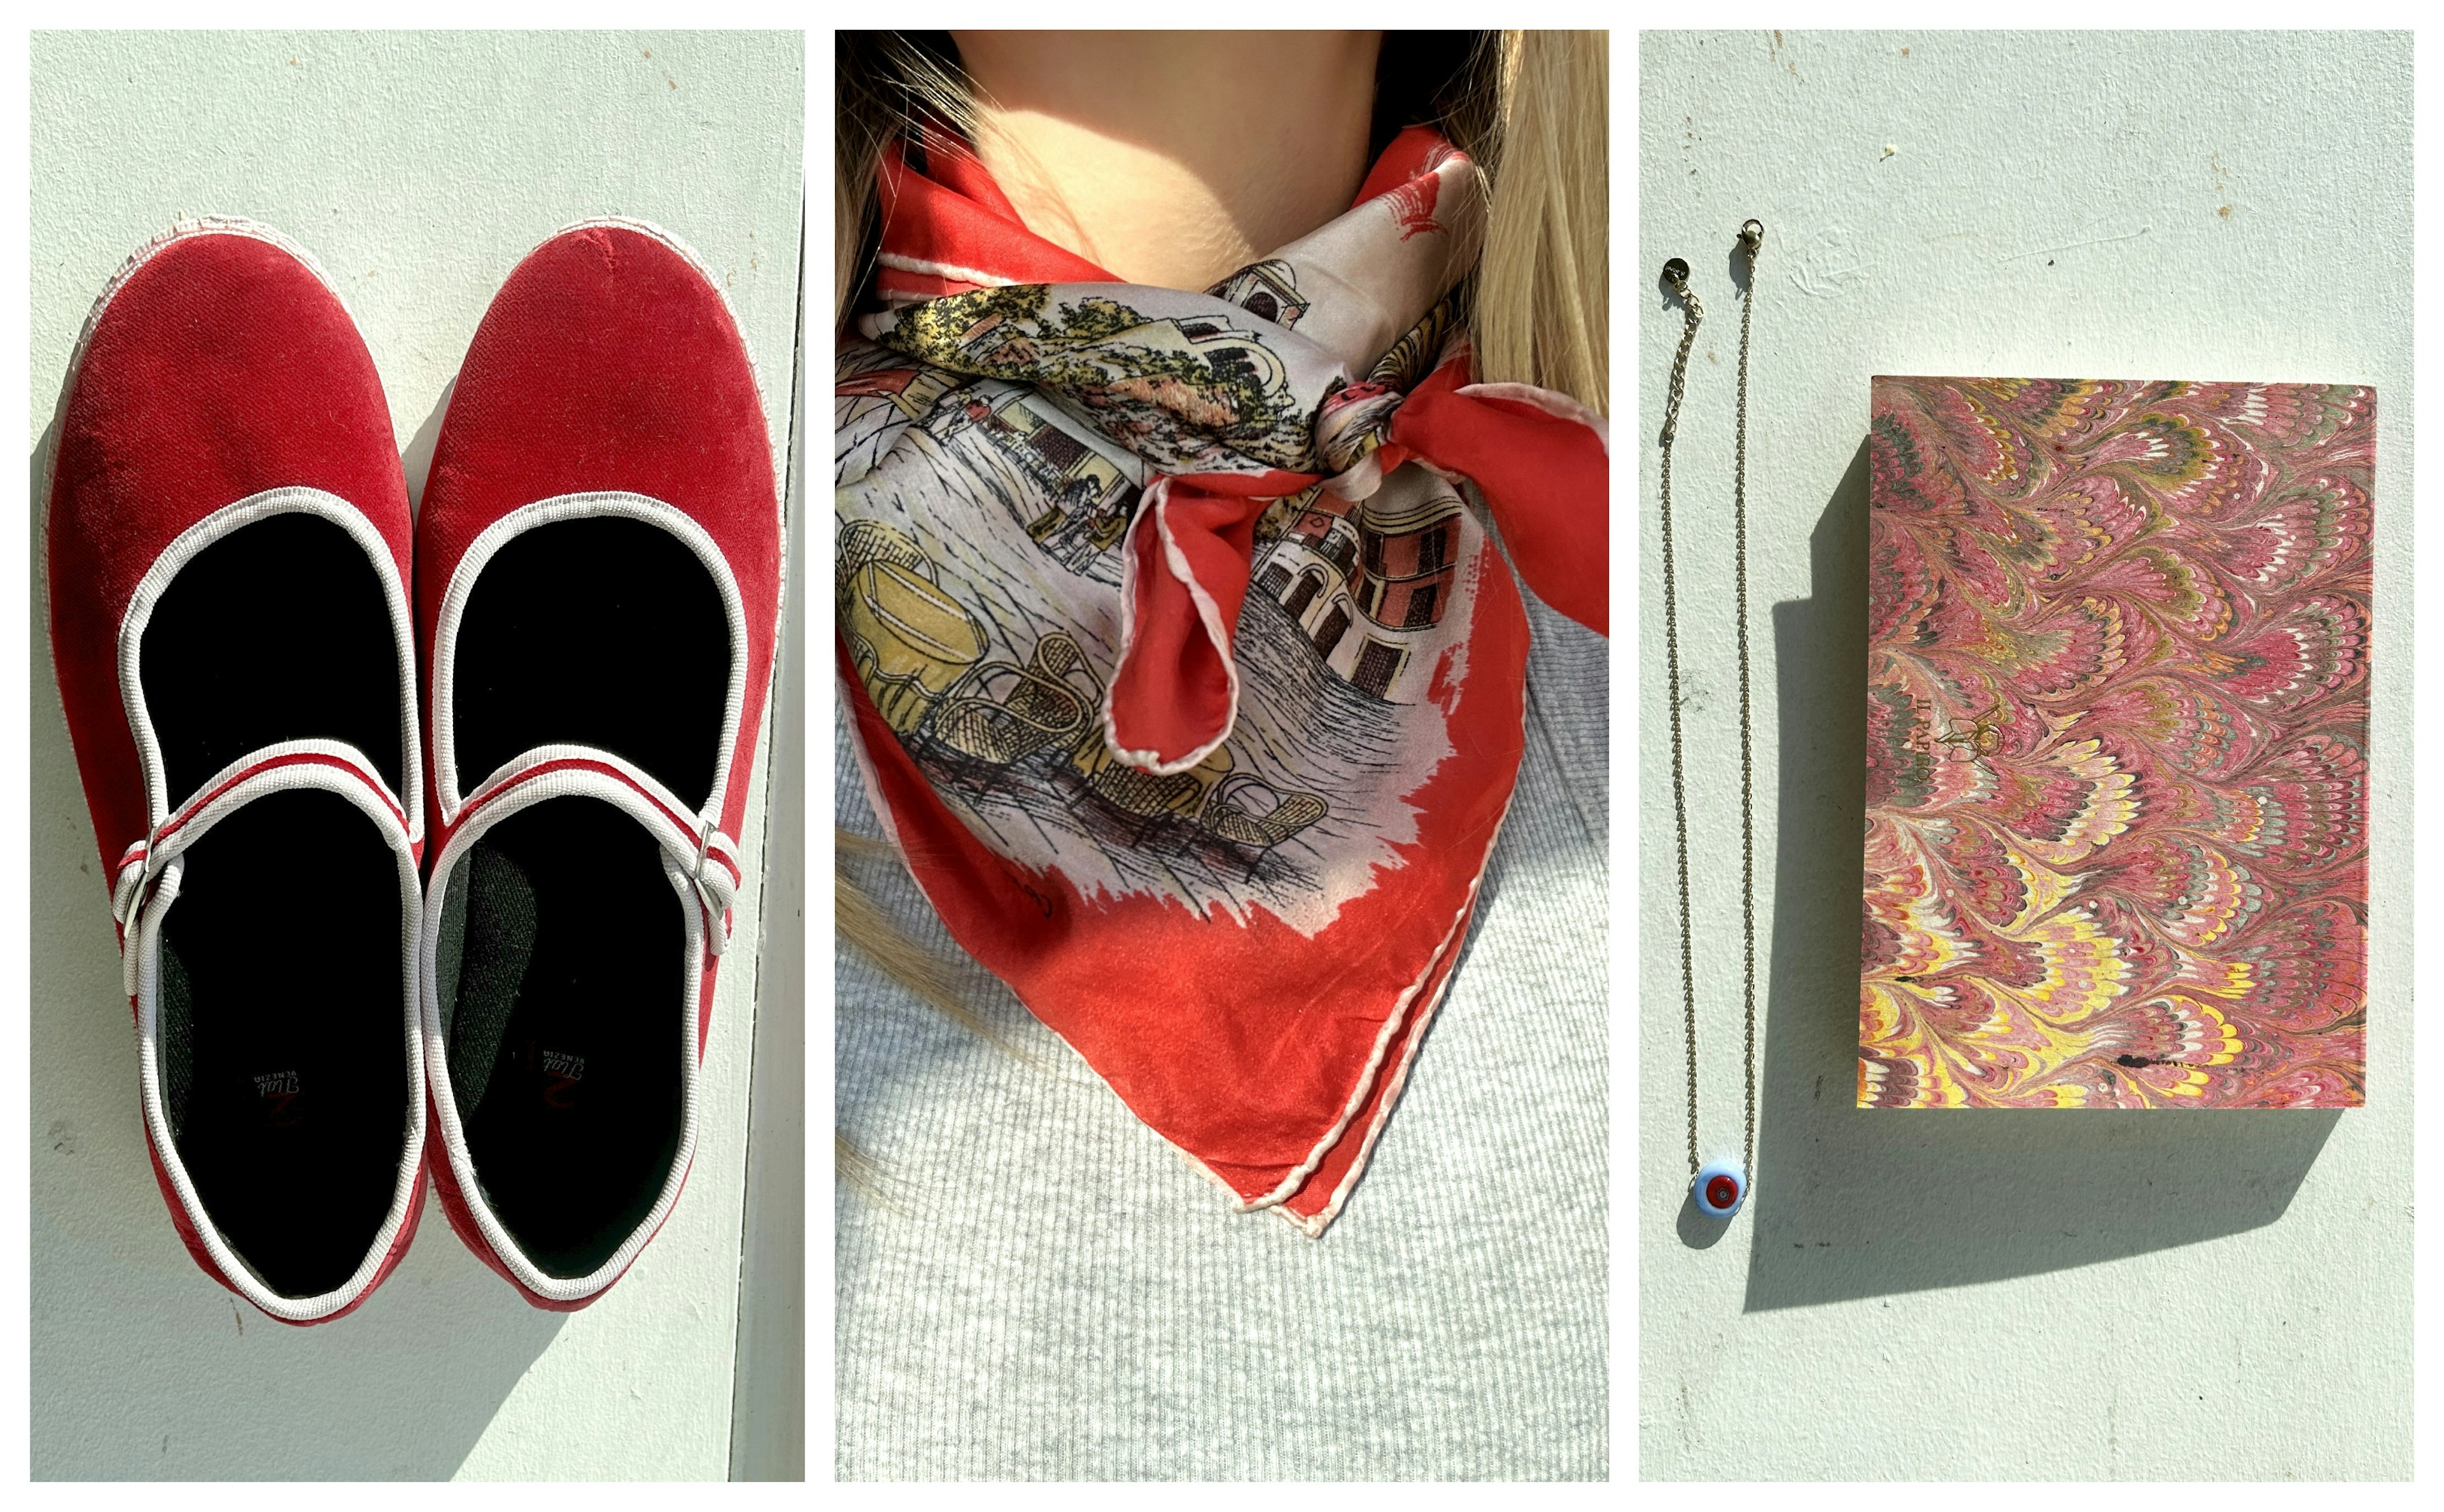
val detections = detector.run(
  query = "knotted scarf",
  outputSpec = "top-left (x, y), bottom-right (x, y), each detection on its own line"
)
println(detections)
top-left (836, 124), bottom-right (1607, 1233)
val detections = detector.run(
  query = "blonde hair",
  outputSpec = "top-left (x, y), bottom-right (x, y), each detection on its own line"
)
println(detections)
top-left (832, 31), bottom-right (1608, 1066)
top-left (1473, 32), bottom-right (1608, 411)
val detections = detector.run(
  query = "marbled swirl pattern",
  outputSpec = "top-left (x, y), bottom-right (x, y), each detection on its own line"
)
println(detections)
top-left (1859, 377), bottom-right (2373, 1108)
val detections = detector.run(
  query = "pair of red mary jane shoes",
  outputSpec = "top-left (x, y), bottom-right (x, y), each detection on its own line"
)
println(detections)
top-left (46, 217), bottom-right (781, 1323)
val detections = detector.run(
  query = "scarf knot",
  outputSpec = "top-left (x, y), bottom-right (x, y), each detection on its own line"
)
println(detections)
top-left (859, 285), bottom-right (1606, 773)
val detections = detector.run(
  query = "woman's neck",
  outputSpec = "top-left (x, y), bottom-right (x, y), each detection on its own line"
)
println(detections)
top-left (950, 31), bottom-right (1381, 291)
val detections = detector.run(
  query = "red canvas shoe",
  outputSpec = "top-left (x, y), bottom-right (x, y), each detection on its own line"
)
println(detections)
top-left (46, 218), bottom-right (428, 1324)
top-left (416, 219), bottom-right (780, 1310)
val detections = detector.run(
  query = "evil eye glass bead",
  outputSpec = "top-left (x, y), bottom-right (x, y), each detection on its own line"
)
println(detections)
top-left (1693, 1160), bottom-right (1747, 1220)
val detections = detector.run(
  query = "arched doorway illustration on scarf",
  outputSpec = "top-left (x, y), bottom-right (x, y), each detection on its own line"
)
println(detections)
top-left (1313, 603), bottom-right (1351, 658)
top-left (1283, 570), bottom-right (1326, 620)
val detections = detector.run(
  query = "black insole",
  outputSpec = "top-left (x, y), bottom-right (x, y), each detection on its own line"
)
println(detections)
top-left (141, 510), bottom-right (402, 806)
top-left (158, 788), bottom-right (409, 1299)
top-left (451, 516), bottom-right (729, 810)
top-left (439, 796), bottom-right (685, 1278)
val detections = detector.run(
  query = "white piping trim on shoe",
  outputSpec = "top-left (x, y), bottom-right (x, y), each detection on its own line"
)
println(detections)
top-left (111, 736), bottom-right (409, 997)
top-left (456, 744), bottom-right (743, 955)
top-left (126, 743), bottom-right (426, 1323)
top-left (426, 492), bottom-right (750, 829)
top-left (418, 760), bottom-right (713, 1305)
top-left (546, 216), bottom-right (788, 770)
top-left (116, 486), bottom-right (424, 847)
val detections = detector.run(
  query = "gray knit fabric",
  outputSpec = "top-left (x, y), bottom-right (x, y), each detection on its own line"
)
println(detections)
top-left (834, 589), bottom-right (1607, 1481)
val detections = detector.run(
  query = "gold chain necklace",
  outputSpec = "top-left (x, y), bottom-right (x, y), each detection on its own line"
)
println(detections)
top-left (1657, 219), bottom-right (1763, 1222)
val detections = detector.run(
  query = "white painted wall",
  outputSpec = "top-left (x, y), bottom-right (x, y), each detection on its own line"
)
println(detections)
top-left (1638, 31), bottom-right (2411, 1480)
top-left (29, 31), bottom-right (804, 1480)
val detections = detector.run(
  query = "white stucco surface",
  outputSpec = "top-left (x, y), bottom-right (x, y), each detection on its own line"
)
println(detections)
top-left (29, 31), bottom-right (803, 1480)
top-left (1638, 31), bottom-right (2411, 1480)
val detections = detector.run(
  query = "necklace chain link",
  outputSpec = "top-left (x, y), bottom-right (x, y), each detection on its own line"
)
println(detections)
top-left (1659, 221), bottom-right (1764, 1193)
top-left (1734, 221), bottom-right (1761, 1184)
top-left (1657, 260), bottom-right (1703, 1179)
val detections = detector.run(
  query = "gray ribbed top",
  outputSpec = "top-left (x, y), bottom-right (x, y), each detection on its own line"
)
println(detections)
top-left (834, 590), bottom-right (1607, 1481)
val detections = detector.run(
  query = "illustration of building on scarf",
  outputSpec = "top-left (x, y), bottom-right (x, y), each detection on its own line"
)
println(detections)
top-left (934, 389), bottom-right (1136, 571)
top-left (838, 365), bottom-right (1139, 572)
top-left (1251, 480), bottom-right (1461, 700)
top-left (1207, 259), bottom-right (1308, 329)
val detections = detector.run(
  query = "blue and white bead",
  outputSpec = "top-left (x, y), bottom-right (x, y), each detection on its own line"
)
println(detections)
top-left (1692, 1160), bottom-right (1747, 1220)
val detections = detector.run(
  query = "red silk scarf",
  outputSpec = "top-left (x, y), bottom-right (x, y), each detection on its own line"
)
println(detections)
top-left (836, 125), bottom-right (1607, 1233)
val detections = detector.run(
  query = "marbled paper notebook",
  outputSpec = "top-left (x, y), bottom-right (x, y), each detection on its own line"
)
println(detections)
top-left (1858, 377), bottom-right (2372, 1109)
